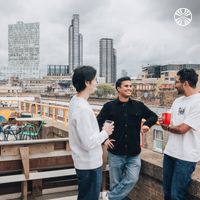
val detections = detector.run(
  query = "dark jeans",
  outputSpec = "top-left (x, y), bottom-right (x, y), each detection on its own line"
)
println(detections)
top-left (163, 154), bottom-right (196, 200)
top-left (76, 166), bottom-right (102, 200)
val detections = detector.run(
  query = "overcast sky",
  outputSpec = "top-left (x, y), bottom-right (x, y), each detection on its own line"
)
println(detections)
top-left (0, 0), bottom-right (200, 77)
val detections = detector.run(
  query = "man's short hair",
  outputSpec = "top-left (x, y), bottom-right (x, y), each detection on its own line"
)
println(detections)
top-left (72, 66), bottom-right (96, 92)
top-left (177, 68), bottom-right (198, 88)
top-left (115, 76), bottom-right (131, 90)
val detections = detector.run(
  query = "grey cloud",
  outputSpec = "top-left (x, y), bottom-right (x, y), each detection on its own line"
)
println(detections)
top-left (1, 0), bottom-right (200, 78)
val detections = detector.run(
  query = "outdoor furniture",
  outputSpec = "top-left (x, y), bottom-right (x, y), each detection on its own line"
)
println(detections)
top-left (3, 125), bottom-right (21, 141)
top-left (15, 117), bottom-right (44, 140)
top-left (19, 122), bottom-right (44, 140)
top-left (0, 124), bottom-right (4, 141)
top-left (0, 138), bottom-right (72, 200)
top-left (20, 112), bottom-right (32, 118)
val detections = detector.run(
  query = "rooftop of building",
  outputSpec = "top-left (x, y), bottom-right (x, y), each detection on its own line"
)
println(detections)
top-left (0, 97), bottom-right (200, 200)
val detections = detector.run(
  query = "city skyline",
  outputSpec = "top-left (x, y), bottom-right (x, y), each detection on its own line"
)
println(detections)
top-left (0, 0), bottom-right (200, 78)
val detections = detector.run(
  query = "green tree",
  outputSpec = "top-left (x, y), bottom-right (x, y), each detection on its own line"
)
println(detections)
top-left (154, 78), bottom-right (163, 97)
top-left (94, 83), bottom-right (115, 97)
top-left (131, 80), bottom-right (137, 98)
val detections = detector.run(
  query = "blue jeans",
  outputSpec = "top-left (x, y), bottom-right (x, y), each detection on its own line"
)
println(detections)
top-left (107, 152), bottom-right (141, 200)
top-left (163, 154), bottom-right (196, 200)
top-left (75, 166), bottom-right (102, 200)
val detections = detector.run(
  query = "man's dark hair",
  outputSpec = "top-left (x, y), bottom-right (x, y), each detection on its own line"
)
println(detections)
top-left (115, 76), bottom-right (131, 90)
top-left (72, 66), bottom-right (96, 92)
top-left (177, 68), bottom-right (198, 88)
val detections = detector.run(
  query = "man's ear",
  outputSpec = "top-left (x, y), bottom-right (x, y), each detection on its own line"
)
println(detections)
top-left (85, 81), bottom-right (90, 86)
top-left (184, 81), bottom-right (189, 87)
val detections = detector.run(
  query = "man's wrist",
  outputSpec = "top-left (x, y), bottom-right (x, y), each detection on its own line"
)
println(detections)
top-left (167, 126), bottom-right (170, 132)
top-left (103, 138), bottom-right (109, 145)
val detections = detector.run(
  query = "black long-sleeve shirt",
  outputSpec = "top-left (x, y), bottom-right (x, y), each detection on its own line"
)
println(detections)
top-left (97, 98), bottom-right (158, 156)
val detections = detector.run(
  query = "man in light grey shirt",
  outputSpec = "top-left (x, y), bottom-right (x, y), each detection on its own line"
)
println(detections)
top-left (68, 66), bottom-right (114, 200)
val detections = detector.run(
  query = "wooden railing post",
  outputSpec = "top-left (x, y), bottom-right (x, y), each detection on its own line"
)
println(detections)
top-left (53, 107), bottom-right (56, 120)
top-left (19, 101), bottom-right (22, 112)
top-left (43, 105), bottom-right (45, 117)
top-left (29, 103), bottom-right (32, 114)
top-left (35, 104), bottom-right (38, 115)
top-left (20, 147), bottom-right (30, 200)
top-left (23, 102), bottom-right (26, 112)
top-left (64, 108), bottom-right (68, 127)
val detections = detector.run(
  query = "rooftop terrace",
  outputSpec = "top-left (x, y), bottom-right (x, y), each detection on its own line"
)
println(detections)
top-left (0, 98), bottom-right (200, 200)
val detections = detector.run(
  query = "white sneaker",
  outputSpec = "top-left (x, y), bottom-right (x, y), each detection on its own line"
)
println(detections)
top-left (101, 191), bottom-right (109, 200)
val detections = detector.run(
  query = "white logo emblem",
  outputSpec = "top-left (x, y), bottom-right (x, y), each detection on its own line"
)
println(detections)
top-left (174, 8), bottom-right (192, 26)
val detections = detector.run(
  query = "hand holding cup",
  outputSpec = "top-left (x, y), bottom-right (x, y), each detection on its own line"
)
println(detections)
top-left (162, 112), bottom-right (171, 126)
top-left (103, 120), bottom-right (114, 135)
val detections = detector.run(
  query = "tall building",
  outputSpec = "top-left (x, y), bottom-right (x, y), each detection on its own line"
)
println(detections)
top-left (8, 21), bottom-right (40, 79)
top-left (47, 65), bottom-right (70, 76)
top-left (0, 66), bottom-right (8, 80)
top-left (68, 14), bottom-right (83, 74)
top-left (99, 38), bottom-right (117, 83)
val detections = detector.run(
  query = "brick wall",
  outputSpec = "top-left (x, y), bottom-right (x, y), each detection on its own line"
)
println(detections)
top-left (129, 173), bottom-right (163, 200)
top-left (128, 149), bottom-right (200, 200)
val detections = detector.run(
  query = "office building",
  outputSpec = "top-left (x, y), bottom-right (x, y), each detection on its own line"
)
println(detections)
top-left (68, 14), bottom-right (83, 74)
top-left (142, 64), bottom-right (200, 79)
top-left (47, 65), bottom-right (70, 76)
top-left (8, 21), bottom-right (40, 79)
top-left (142, 64), bottom-right (200, 91)
top-left (99, 38), bottom-right (117, 83)
top-left (0, 66), bottom-right (8, 80)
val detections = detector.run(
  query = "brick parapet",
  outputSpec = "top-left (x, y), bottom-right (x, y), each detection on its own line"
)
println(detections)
top-left (128, 148), bottom-right (200, 200)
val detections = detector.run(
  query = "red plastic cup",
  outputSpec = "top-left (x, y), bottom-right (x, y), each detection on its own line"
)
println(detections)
top-left (162, 112), bottom-right (171, 125)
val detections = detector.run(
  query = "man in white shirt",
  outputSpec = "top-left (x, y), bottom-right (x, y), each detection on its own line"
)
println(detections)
top-left (159, 68), bottom-right (200, 200)
top-left (68, 66), bottom-right (114, 200)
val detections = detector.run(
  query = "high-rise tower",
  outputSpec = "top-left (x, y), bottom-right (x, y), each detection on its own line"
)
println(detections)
top-left (8, 21), bottom-right (40, 79)
top-left (68, 14), bottom-right (83, 74)
top-left (99, 38), bottom-right (117, 83)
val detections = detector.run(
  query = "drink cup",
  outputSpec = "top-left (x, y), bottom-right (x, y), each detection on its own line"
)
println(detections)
top-left (104, 120), bottom-right (114, 135)
top-left (162, 112), bottom-right (171, 126)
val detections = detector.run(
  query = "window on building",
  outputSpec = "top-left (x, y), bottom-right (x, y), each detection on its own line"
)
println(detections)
top-left (170, 77), bottom-right (175, 81)
top-left (57, 108), bottom-right (64, 118)
top-left (153, 129), bottom-right (163, 153)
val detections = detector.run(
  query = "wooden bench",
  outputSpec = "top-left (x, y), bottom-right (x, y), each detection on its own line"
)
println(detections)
top-left (0, 168), bottom-right (76, 184)
top-left (0, 138), bottom-right (109, 200)
top-left (0, 138), bottom-right (73, 200)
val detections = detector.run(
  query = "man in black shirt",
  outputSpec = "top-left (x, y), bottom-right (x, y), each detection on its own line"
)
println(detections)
top-left (97, 76), bottom-right (157, 200)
